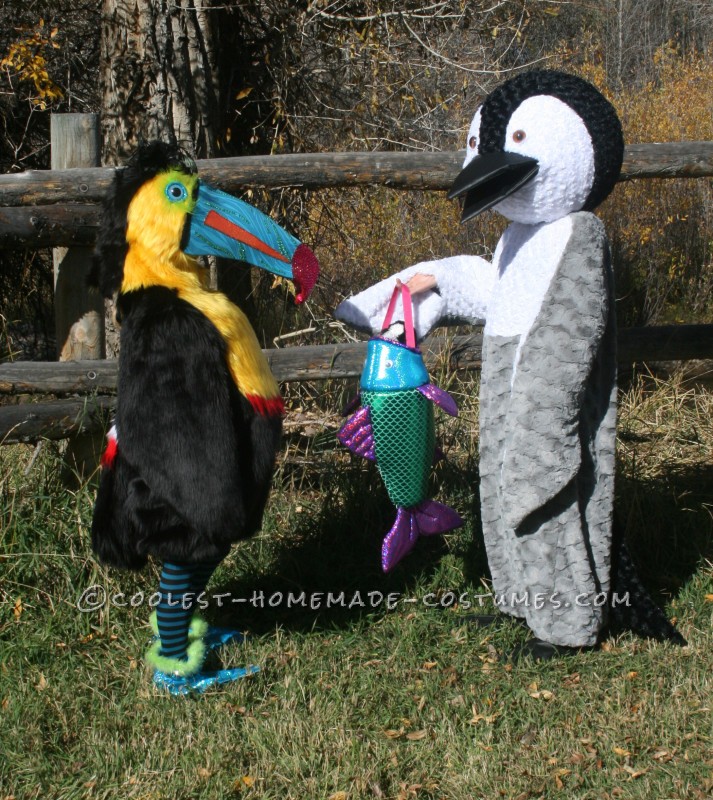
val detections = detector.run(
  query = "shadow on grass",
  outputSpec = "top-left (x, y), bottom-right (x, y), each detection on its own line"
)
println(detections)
top-left (199, 445), bottom-right (712, 640)
top-left (616, 462), bottom-right (713, 600)
top-left (213, 452), bottom-right (487, 636)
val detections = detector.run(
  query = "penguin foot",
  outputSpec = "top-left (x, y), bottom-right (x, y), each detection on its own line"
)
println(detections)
top-left (462, 613), bottom-right (502, 628)
top-left (509, 638), bottom-right (593, 663)
top-left (461, 613), bottom-right (528, 629)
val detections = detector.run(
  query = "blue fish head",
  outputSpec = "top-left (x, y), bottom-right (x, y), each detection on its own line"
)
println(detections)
top-left (360, 337), bottom-right (429, 392)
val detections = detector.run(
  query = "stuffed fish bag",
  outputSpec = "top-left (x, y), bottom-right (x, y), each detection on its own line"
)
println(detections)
top-left (338, 282), bottom-right (463, 571)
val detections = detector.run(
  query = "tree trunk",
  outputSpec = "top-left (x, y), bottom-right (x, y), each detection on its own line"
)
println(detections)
top-left (100, 0), bottom-right (220, 162)
top-left (98, 0), bottom-right (257, 341)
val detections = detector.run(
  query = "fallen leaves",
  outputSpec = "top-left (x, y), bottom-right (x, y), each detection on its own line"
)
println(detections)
top-left (395, 781), bottom-right (439, 799)
top-left (468, 703), bottom-right (500, 725)
top-left (383, 727), bottom-right (429, 741)
top-left (553, 768), bottom-right (571, 790)
top-left (651, 747), bottom-right (674, 763)
top-left (528, 682), bottom-right (554, 701)
top-left (232, 776), bottom-right (255, 791)
top-left (562, 672), bottom-right (581, 688)
top-left (622, 765), bottom-right (647, 779)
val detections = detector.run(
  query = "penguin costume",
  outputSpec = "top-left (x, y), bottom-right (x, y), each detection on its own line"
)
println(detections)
top-left (90, 141), bottom-right (319, 692)
top-left (335, 70), bottom-right (685, 657)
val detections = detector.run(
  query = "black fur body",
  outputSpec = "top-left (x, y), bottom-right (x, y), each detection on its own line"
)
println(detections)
top-left (91, 286), bottom-right (281, 570)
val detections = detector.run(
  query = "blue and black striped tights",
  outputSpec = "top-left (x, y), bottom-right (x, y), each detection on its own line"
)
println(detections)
top-left (156, 560), bottom-right (219, 660)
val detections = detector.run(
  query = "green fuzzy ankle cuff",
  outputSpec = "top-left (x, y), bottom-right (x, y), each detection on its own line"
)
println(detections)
top-left (188, 614), bottom-right (208, 639)
top-left (148, 611), bottom-right (208, 640)
top-left (145, 638), bottom-right (206, 677)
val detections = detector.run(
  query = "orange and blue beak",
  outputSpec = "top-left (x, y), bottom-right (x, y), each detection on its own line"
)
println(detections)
top-left (183, 182), bottom-right (319, 304)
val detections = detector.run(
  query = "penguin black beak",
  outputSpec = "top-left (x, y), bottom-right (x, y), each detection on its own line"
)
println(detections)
top-left (448, 152), bottom-right (539, 223)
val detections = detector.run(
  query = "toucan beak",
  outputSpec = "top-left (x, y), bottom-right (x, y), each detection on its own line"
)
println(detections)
top-left (183, 182), bottom-right (319, 304)
top-left (447, 151), bottom-right (539, 223)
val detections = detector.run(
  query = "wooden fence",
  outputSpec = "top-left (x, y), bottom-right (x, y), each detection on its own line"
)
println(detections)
top-left (1, 116), bottom-right (713, 446)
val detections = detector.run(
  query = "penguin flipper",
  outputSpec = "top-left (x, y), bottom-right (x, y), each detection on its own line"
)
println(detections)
top-left (608, 528), bottom-right (687, 646)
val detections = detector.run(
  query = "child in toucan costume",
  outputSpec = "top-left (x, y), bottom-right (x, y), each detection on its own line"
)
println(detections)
top-left (336, 70), bottom-right (686, 658)
top-left (90, 141), bottom-right (319, 693)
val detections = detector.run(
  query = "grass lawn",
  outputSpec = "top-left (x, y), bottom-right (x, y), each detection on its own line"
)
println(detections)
top-left (1, 372), bottom-right (711, 800)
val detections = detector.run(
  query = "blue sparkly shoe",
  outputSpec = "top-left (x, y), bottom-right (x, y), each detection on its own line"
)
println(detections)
top-left (145, 637), bottom-right (259, 696)
top-left (152, 664), bottom-right (260, 696)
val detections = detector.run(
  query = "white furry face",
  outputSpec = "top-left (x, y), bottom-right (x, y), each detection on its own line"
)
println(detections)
top-left (462, 107), bottom-right (482, 169)
top-left (493, 95), bottom-right (595, 224)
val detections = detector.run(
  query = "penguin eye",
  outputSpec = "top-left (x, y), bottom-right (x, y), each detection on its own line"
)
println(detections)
top-left (512, 130), bottom-right (526, 143)
top-left (166, 181), bottom-right (188, 203)
top-left (468, 135), bottom-right (477, 149)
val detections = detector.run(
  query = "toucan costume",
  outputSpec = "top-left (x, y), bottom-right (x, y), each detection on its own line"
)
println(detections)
top-left (90, 141), bottom-right (318, 693)
top-left (336, 70), bottom-right (686, 658)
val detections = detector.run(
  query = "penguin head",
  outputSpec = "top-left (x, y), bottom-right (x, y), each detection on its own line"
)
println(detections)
top-left (449, 70), bottom-right (624, 225)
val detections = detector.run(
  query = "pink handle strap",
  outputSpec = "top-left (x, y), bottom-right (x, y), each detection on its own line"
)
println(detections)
top-left (381, 281), bottom-right (416, 348)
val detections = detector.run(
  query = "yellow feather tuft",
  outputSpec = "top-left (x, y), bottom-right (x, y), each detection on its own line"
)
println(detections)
top-left (181, 287), bottom-right (280, 402)
top-left (122, 170), bottom-right (201, 293)
top-left (120, 170), bottom-right (279, 405)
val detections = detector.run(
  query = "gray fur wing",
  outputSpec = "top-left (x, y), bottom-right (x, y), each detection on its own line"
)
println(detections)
top-left (499, 212), bottom-right (615, 532)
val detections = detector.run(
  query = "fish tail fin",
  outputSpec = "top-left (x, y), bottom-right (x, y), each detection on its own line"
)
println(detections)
top-left (413, 499), bottom-right (464, 536)
top-left (381, 500), bottom-right (463, 572)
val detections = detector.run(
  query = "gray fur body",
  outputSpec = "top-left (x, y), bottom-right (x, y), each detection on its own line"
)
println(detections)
top-left (480, 211), bottom-right (617, 647)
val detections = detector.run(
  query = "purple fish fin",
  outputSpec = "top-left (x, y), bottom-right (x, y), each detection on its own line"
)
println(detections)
top-left (412, 499), bottom-right (463, 536)
top-left (381, 500), bottom-right (463, 572)
top-left (417, 384), bottom-right (458, 417)
top-left (337, 405), bottom-right (376, 461)
top-left (341, 393), bottom-right (361, 416)
top-left (381, 507), bottom-right (419, 572)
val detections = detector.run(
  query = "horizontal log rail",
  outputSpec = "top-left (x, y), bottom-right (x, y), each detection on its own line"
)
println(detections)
top-left (1, 142), bottom-right (712, 249)
top-left (2, 324), bottom-right (712, 445)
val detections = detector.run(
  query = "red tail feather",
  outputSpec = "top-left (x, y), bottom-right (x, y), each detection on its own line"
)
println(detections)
top-left (246, 394), bottom-right (285, 418)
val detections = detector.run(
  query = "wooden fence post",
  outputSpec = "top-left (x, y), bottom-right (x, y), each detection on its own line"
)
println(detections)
top-left (51, 113), bottom-right (106, 479)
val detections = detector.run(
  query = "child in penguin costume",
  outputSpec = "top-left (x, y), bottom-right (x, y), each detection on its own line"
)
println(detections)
top-left (90, 141), bottom-right (318, 693)
top-left (335, 70), bottom-right (686, 658)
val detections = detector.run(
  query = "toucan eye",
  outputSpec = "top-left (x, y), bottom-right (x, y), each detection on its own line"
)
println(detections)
top-left (166, 181), bottom-right (188, 202)
top-left (512, 130), bottom-right (526, 143)
top-left (468, 135), bottom-right (477, 149)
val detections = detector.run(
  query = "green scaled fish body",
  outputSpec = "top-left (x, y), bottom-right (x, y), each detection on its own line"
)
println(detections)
top-left (338, 335), bottom-right (463, 571)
